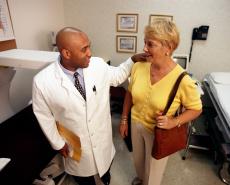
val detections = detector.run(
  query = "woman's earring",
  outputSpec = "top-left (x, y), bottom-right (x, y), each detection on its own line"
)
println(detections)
top-left (165, 52), bottom-right (169, 56)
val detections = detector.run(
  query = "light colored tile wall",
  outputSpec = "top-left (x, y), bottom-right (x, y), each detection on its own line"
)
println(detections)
top-left (63, 0), bottom-right (230, 80)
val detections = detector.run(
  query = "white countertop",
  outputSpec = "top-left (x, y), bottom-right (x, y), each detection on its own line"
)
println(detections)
top-left (0, 49), bottom-right (59, 69)
top-left (0, 158), bottom-right (11, 171)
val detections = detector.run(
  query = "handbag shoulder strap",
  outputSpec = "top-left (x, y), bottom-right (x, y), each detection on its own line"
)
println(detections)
top-left (162, 71), bottom-right (188, 115)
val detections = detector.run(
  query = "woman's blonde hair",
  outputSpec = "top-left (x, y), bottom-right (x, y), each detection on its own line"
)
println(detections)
top-left (145, 19), bottom-right (180, 52)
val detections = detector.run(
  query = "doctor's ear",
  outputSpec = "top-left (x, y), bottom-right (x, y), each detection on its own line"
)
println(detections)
top-left (61, 49), bottom-right (71, 59)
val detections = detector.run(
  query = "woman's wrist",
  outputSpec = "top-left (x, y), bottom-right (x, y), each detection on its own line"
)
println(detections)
top-left (120, 120), bottom-right (128, 125)
top-left (120, 115), bottom-right (128, 125)
top-left (174, 117), bottom-right (181, 127)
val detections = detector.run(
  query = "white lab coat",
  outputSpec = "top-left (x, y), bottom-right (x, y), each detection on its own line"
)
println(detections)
top-left (32, 57), bottom-right (133, 177)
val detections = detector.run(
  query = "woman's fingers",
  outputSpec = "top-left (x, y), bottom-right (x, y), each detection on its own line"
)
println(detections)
top-left (125, 127), bottom-right (128, 137)
top-left (156, 115), bottom-right (167, 122)
top-left (119, 124), bottom-right (128, 138)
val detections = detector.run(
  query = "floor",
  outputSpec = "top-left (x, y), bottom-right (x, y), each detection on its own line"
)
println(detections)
top-left (62, 113), bottom-right (226, 185)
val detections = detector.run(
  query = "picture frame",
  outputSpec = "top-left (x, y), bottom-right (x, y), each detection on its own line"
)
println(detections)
top-left (149, 14), bottom-right (173, 25)
top-left (116, 35), bottom-right (137, 53)
top-left (117, 13), bottom-right (138, 32)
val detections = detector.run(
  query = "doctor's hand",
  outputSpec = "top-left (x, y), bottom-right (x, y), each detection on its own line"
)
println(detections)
top-left (131, 53), bottom-right (150, 63)
top-left (59, 143), bottom-right (69, 158)
top-left (155, 112), bottom-right (177, 130)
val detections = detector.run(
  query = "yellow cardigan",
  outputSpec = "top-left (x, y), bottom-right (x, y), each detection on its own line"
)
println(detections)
top-left (128, 62), bottom-right (202, 132)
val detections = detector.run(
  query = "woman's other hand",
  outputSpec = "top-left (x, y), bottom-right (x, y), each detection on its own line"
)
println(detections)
top-left (155, 112), bottom-right (177, 129)
top-left (119, 122), bottom-right (128, 138)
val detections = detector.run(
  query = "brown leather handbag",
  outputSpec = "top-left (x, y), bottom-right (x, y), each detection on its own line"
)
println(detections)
top-left (152, 71), bottom-right (188, 160)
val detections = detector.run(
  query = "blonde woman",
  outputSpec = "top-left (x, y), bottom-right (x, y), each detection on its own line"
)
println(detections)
top-left (120, 19), bottom-right (202, 185)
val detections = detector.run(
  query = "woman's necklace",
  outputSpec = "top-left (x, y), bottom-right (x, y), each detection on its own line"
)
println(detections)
top-left (150, 62), bottom-right (175, 79)
top-left (150, 64), bottom-right (161, 77)
top-left (150, 64), bottom-right (162, 85)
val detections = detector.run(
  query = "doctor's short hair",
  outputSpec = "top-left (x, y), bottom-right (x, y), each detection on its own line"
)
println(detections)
top-left (56, 27), bottom-right (83, 52)
top-left (145, 19), bottom-right (180, 51)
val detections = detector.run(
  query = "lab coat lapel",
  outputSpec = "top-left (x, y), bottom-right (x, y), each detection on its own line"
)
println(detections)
top-left (83, 66), bottom-right (99, 122)
top-left (54, 62), bottom-right (85, 101)
top-left (83, 67), bottom-right (96, 102)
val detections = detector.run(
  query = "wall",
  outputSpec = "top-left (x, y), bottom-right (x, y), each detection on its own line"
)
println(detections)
top-left (7, 0), bottom-right (64, 113)
top-left (4, 0), bottom-right (230, 114)
top-left (63, 0), bottom-right (230, 80)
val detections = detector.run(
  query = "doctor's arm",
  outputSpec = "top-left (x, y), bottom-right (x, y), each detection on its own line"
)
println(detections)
top-left (108, 53), bottom-right (147, 86)
top-left (32, 82), bottom-right (67, 156)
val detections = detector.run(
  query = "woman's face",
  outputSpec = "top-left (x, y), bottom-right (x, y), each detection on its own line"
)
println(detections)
top-left (143, 37), bottom-right (169, 63)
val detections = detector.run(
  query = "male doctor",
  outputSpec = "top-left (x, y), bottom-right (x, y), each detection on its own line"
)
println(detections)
top-left (32, 27), bottom-right (144, 185)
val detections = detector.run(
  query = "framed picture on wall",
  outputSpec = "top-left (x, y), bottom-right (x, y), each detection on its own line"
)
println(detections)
top-left (149, 14), bottom-right (173, 25)
top-left (0, 0), bottom-right (15, 41)
top-left (117, 14), bottom-right (138, 32)
top-left (116, 35), bottom-right (137, 53)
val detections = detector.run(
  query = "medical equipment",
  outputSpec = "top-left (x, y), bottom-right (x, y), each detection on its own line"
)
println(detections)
top-left (189, 25), bottom-right (209, 62)
top-left (172, 54), bottom-right (189, 71)
top-left (203, 72), bottom-right (230, 184)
